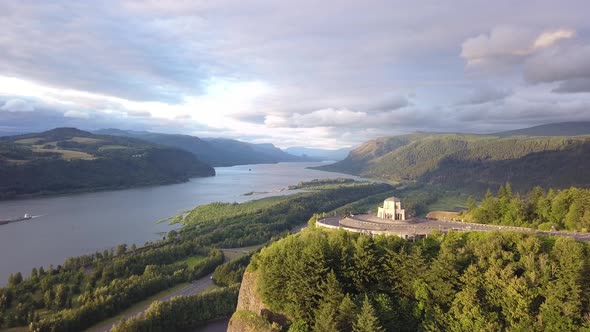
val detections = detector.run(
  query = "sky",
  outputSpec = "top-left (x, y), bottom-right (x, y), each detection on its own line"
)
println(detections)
top-left (1, 1), bottom-right (590, 149)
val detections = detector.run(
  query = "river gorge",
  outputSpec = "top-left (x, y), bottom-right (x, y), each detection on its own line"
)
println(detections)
top-left (0, 162), bottom-right (361, 285)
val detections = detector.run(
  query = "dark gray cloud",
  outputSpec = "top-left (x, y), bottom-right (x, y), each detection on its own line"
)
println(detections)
top-left (553, 78), bottom-right (590, 93)
top-left (457, 87), bottom-right (512, 105)
top-left (524, 43), bottom-right (590, 84)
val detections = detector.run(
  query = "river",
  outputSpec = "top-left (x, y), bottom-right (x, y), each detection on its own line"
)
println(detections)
top-left (0, 162), bottom-right (359, 285)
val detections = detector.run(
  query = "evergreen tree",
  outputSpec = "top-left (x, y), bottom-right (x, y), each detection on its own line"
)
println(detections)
top-left (337, 294), bottom-right (357, 332)
top-left (353, 295), bottom-right (384, 332)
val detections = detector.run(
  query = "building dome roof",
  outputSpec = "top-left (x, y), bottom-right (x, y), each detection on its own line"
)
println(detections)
top-left (384, 197), bottom-right (401, 202)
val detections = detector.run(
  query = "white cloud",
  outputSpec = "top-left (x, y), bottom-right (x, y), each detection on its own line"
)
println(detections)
top-left (126, 110), bottom-right (152, 117)
top-left (0, 99), bottom-right (34, 112)
top-left (533, 29), bottom-right (575, 49)
top-left (64, 110), bottom-right (90, 119)
top-left (461, 27), bottom-right (576, 68)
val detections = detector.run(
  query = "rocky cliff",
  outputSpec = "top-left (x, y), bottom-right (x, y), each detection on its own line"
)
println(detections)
top-left (227, 271), bottom-right (287, 332)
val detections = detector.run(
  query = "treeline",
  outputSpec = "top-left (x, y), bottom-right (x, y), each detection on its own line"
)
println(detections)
top-left (110, 286), bottom-right (239, 332)
top-left (288, 178), bottom-right (357, 190)
top-left (253, 228), bottom-right (590, 331)
top-left (463, 183), bottom-right (590, 231)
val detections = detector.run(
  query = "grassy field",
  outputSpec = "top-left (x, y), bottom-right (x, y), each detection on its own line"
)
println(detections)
top-left (180, 255), bottom-right (207, 268)
top-left (425, 193), bottom-right (468, 212)
top-left (31, 148), bottom-right (95, 160)
top-left (98, 145), bottom-right (128, 151)
top-left (14, 138), bottom-right (42, 144)
top-left (70, 137), bottom-right (104, 144)
top-left (221, 245), bottom-right (263, 260)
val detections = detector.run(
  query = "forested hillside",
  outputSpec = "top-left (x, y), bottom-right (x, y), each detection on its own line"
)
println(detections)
top-left (316, 133), bottom-right (590, 192)
top-left (0, 128), bottom-right (215, 198)
top-left (95, 129), bottom-right (311, 166)
top-left (244, 227), bottom-right (590, 331)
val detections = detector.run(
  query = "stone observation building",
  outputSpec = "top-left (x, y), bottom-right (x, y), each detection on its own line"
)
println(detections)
top-left (377, 197), bottom-right (405, 221)
top-left (316, 197), bottom-right (590, 242)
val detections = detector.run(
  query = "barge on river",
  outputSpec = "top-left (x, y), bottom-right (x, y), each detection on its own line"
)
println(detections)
top-left (0, 214), bottom-right (32, 226)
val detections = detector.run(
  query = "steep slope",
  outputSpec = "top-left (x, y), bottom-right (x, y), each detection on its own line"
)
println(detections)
top-left (491, 121), bottom-right (590, 137)
top-left (316, 133), bottom-right (590, 191)
top-left (95, 129), bottom-right (309, 166)
top-left (0, 128), bottom-right (215, 198)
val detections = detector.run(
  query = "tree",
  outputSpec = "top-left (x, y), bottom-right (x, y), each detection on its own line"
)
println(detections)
top-left (7, 272), bottom-right (22, 287)
top-left (337, 294), bottom-right (357, 332)
top-left (353, 295), bottom-right (384, 332)
top-left (116, 244), bottom-right (127, 256)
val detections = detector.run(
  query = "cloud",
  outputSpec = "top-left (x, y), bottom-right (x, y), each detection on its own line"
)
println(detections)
top-left (458, 87), bottom-right (511, 105)
top-left (524, 43), bottom-right (590, 84)
top-left (461, 27), bottom-right (576, 69)
top-left (1, 99), bottom-right (35, 112)
top-left (126, 110), bottom-right (152, 117)
top-left (64, 110), bottom-right (90, 119)
top-left (1, 1), bottom-right (590, 148)
top-left (533, 29), bottom-right (575, 49)
top-left (175, 114), bottom-right (192, 120)
top-left (552, 78), bottom-right (590, 93)
top-left (264, 106), bottom-right (424, 129)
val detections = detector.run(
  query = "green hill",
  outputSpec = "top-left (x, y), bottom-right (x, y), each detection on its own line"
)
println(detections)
top-left (0, 128), bottom-right (215, 198)
top-left (315, 133), bottom-right (590, 191)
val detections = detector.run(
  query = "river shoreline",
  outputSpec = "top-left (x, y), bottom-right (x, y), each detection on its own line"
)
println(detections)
top-left (0, 162), bottom-right (362, 285)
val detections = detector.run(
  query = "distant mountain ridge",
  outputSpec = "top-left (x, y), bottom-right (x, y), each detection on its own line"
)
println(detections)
top-left (0, 128), bottom-right (215, 198)
top-left (316, 130), bottom-right (590, 192)
top-left (94, 129), bottom-right (313, 166)
top-left (284, 146), bottom-right (351, 161)
top-left (490, 121), bottom-right (590, 137)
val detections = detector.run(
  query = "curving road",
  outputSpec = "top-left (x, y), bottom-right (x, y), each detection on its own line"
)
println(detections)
top-left (90, 274), bottom-right (214, 332)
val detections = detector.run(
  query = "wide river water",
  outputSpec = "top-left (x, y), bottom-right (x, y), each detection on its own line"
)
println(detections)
top-left (0, 162), bottom-right (360, 284)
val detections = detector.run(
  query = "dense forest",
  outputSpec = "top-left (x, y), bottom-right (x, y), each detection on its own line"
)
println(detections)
top-left (251, 227), bottom-right (590, 331)
top-left (0, 180), bottom-right (392, 331)
top-left (0, 128), bottom-right (215, 198)
top-left (316, 133), bottom-right (590, 192)
top-left (463, 184), bottom-right (590, 231)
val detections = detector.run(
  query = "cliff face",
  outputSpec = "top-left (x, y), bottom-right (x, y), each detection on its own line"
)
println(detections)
top-left (234, 271), bottom-right (266, 314)
top-left (227, 271), bottom-right (286, 332)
